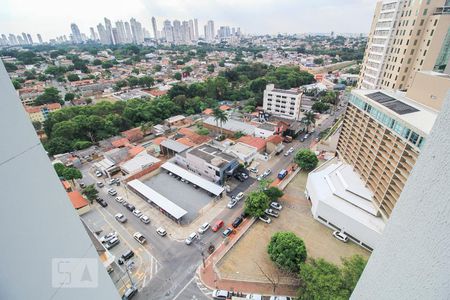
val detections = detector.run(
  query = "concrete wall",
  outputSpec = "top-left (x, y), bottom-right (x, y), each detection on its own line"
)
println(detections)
top-left (406, 71), bottom-right (450, 111)
top-left (351, 92), bottom-right (450, 299)
top-left (0, 62), bottom-right (120, 299)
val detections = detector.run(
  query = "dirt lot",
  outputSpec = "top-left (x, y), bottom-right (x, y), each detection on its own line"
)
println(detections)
top-left (217, 169), bottom-right (370, 284)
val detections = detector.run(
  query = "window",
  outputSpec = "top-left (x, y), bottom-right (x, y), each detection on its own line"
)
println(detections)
top-left (423, 8), bottom-right (428, 16)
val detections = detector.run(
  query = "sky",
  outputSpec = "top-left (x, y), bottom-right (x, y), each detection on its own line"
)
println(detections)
top-left (0, 0), bottom-right (377, 40)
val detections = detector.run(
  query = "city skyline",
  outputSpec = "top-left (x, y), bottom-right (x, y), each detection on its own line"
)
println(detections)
top-left (1, 0), bottom-right (377, 39)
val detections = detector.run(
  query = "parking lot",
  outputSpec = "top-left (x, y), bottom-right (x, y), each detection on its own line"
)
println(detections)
top-left (143, 172), bottom-right (215, 224)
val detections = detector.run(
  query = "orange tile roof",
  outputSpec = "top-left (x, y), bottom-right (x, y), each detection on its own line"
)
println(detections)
top-left (24, 103), bottom-right (61, 113)
top-left (122, 127), bottom-right (144, 141)
top-left (146, 89), bottom-right (167, 97)
top-left (178, 127), bottom-right (211, 145)
top-left (68, 191), bottom-right (89, 209)
top-left (128, 146), bottom-right (145, 157)
top-left (203, 108), bottom-right (214, 115)
top-left (176, 137), bottom-right (196, 147)
top-left (237, 136), bottom-right (266, 151)
top-left (61, 180), bottom-right (71, 191)
top-left (112, 138), bottom-right (130, 148)
top-left (266, 135), bottom-right (283, 144)
top-left (219, 105), bottom-right (231, 111)
top-left (152, 136), bottom-right (167, 145)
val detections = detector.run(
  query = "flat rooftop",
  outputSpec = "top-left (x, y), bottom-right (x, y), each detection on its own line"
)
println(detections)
top-left (272, 88), bottom-right (300, 95)
top-left (354, 89), bottom-right (438, 135)
top-left (188, 144), bottom-right (236, 166)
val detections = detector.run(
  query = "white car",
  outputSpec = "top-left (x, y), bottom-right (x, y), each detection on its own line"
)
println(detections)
top-left (249, 167), bottom-right (258, 173)
top-left (185, 232), bottom-right (198, 245)
top-left (115, 196), bottom-right (124, 203)
top-left (265, 208), bottom-right (279, 218)
top-left (198, 222), bottom-right (210, 234)
top-left (333, 230), bottom-right (349, 243)
top-left (263, 169), bottom-right (272, 177)
top-left (95, 170), bottom-right (102, 177)
top-left (235, 192), bottom-right (244, 201)
top-left (257, 175), bottom-right (264, 181)
top-left (133, 232), bottom-right (146, 244)
top-left (156, 227), bottom-right (167, 237)
top-left (107, 188), bottom-right (117, 196)
top-left (246, 294), bottom-right (263, 300)
top-left (259, 215), bottom-right (272, 224)
top-left (227, 199), bottom-right (237, 209)
top-left (212, 290), bottom-right (229, 299)
top-left (288, 147), bottom-right (294, 153)
top-left (115, 213), bottom-right (127, 223)
top-left (270, 202), bottom-right (283, 210)
top-left (284, 151), bottom-right (290, 157)
top-left (140, 215), bottom-right (150, 224)
top-left (99, 231), bottom-right (117, 243)
top-left (133, 209), bottom-right (143, 218)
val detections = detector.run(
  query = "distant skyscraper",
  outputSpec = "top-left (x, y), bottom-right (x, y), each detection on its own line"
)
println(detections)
top-left (205, 20), bottom-right (215, 42)
top-left (124, 22), bottom-right (132, 43)
top-left (70, 23), bottom-right (83, 44)
top-left (8, 34), bottom-right (18, 45)
top-left (163, 20), bottom-right (174, 43)
top-left (194, 19), bottom-right (199, 40)
top-left (151, 16), bottom-right (158, 41)
top-left (17, 35), bottom-right (24, 45)
top-left (37, 34), bottom-right (43, 44)
top-left (97, 23), bottom-right (109, 44)
top-left (21, 33), bottom-right (29, 45)
top-left (89, 27), bottom-right (98, 41)
top-left (130, 18), bottom-right (144, 44)
top-left (173, 20), bottom-right (182, 43)
top-left (104, 17), bottom-right (114, 44)
top-left (26, 34), bottom-right (33, 44)
top-left (115, 21), bottom-right (126, 44)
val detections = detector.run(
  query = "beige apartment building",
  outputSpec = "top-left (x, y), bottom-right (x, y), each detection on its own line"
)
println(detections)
top-left (359, 0), bottom-right (450, 90)
top-left (338, 71), bottom-right (449, 219)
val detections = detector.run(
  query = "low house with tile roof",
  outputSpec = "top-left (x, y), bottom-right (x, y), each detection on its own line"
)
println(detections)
top-left (237, 136), bottom-right (267, 153)
top-left (68, 191), bottom-right (90, 215)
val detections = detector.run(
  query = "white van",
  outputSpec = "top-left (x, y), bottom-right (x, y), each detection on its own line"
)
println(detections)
top-left (185, 232), bottom-right (198, 245)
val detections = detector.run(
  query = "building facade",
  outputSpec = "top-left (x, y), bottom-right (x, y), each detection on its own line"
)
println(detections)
top-left (25, 103), bottom-right (61, 123)
top-left (358, 0), bottom-right (450, 90)
top-left (263, 84), bottom-right (303, 120)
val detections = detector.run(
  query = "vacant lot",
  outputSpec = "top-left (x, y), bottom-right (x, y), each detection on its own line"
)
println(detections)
top-left (218, 170), bottom-right (370, 284)
top-left (143, 172), bottom-right (213, 223)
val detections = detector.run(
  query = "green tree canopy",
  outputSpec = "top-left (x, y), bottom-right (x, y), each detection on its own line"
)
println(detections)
top-left (312, 101), bottom-right (330, 113)
top-left (67, 73), bottom-right (80, 82)
top-left (264, 186), bottom-right (284, 201)
top-left (173, 72), bottom-right (182, 80)
top-left (268, 231), bottom-right (307, 273)
top-left (53, 163), bottom-right (66, 177)
top-left (64, 93), bottom-right (76, 102)
top-left (82, 184), bottom-right (98, 204)
top-left (244, 191), bottom-right (270, 217)
top-left (294, 149), bottom-right (319, 171)
top-left (62, 167), bottom-right (82, 183)
top-left (35, 87), bottom-right (63, 105)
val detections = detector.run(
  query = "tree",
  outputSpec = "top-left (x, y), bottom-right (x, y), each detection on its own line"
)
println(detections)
top-left (32, 120), bottom-right (42, 131)
top-left (67, 73), bottom-right (80, 82)
top-left (207, 64), bottom-right (215, 73)
top-left (139, 76), bottom-right (154, 88)
top-left (196, 127), bottom-right (209, 136)
top-left (173, 72), bottom-right (182, 80)
top-left (64, 93), bottom-right (75, 102)
top-left (92, 59), bottom-right (102, 66)
top-left (294, 149), bottom-right (319, 171)
top-left (213, 107), bottom-right (228, 135)
top-left (34, 87), bottom-right (63, 105)
top-left (53, 163), bottom-right (66, 177)
top-left (153, 64), bottom-right (162, 72)
top-left (140, 121), bottom-right (153, 135)
top-left (340, 255), bottom-right (367, 292)
top-left (12, 80), bottom-right (22, 90)
top-left (264, 186), bottom-right (284, 201)
top-left (4, 62), bottom-right (17, 72)
top-left (62, 167), bottom-right (82, 184)
top-left (101, 61), bottom-right (114, 69)
top-left (302, 111), bottom-right (316, 132)
top-left (298, 259), bottom-right (347, 300)
top-left (244, 191), bottom-right (270, 217)
top-left (268, 231), bottom-right (307, 273)
top-left (313, 58), bottom-right (324, 65)
top-left (234, 131), bottom-right (245, 139)
top-left (312, 101), bottom-right (330, 113)
top-left (82, 184), bottom-right (98, 204)
top-left (255, 261), bottom-right (281, 294)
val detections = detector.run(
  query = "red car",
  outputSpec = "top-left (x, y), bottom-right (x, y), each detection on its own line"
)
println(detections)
top-left (212, 220), bottom-right (224, 232)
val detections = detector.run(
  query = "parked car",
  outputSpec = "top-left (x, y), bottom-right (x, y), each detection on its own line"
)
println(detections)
top-left (108, 178), bottom-right (119, 185)
top-left (79, 182), bottom-right (86, 188)
top-left (227, 199), bottom-right (237, 209)
top-left (96, 198), bottom-right (108, 207)
top-left (212, 220), bottom-right (224, 232)
top-left (115, 213), bottom-right (127, 223)
top-left (96, 182), bottom-right (104, 188)
top-left (277, 169), bottom-right (288, 180)
top-left (122, 201), bottom-right (129, 207)
top-left (185, 232), bottom-right (198, 245)
top-left (198, 222), bottom-right (210, 234)
top-left (232, 216), bottom-right (243, 228)
top-left (259, 215), bottom-right (272, 224)
top-left (284, 151), bottom-right (290, 157)
top-left (115, 196), bottom-right (124, 203)
top-left (263, 169), bottom-right (272, 177)
top-left (140, 215), bottom-right (150, 224)
top-left (288, 147), bottom-right (294, 153)
top-left (265, 208), bottom-right (279, 218)
top-left (241, 173), bottom-right (249, 179)
top-left (119, 250), bottom-right (135, 264)
top-left (270, 202), bottom-right (283, 210)
top-left (246, 294), bottom-right (263, 300)
top-left (95, 170), bottom-right (102, 177)
top-left (269, 296), bottom-right (292, 300)
top-left (234, 174), bottom-right (245, 182)
top-left (104, 237), bottom-right (120, 250)
top-left (257, 175), bottom-right (264, 181)
top-left (99, 232), bottom-right (117, 243)
top-left (126, 204), bottom-right (135, 212)
top-left (222, 227), bottom-right (233, 237)
top-left (107, 188), bottom-right (117, 196)
top-left (304, 133), bottom-right (310, 139)
top-left (249, 167), bottom-right (258, 173)
top-left (235, 192), bottom-right (244, 201)
top-left (333, 230), bottom-right (349, 243)
top-left (133, 232), bottom-right (146, 244)
top-left (122, 285), bottom-right (138, 300)
top-left (212, 289), bottom-right (229, 300)
top-left (156, 227), bottom-right (167, 237)
top-left (132, 209), bottom-right (142, 218)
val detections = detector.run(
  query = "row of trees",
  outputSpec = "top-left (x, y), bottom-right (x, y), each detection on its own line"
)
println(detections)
top-left (267, 231), bottom-right (367, 299)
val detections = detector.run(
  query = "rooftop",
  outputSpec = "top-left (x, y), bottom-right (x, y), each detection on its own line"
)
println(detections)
top-left (237, 135), bottom-right (267, 151)
top-left (67, 191), bottom-right (89, 209)
top-left (120, 152), bottom-right (160, 174)
top-left (204, 116), bottom-right (256, 135)
top-left (188, 144), bottom-right (236, 167)
top-left (160, 139), bottom-right (192, 153)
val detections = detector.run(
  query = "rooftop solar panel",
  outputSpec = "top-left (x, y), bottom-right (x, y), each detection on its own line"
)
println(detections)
top-left (366, 92), bottom-right (419, 115)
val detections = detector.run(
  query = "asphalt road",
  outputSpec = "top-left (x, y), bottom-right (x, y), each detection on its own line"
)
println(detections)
top-left (78, 99), bottom-right (348, 299)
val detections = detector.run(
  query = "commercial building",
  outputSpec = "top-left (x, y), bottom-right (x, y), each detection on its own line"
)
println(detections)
top-left (175, 144), bottom-right (239, 184)
top-left (358, 0), bottom-right (450, 90)
top-left (263, 84), bottom-right (303, 120)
